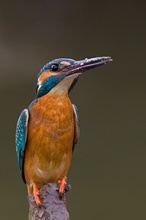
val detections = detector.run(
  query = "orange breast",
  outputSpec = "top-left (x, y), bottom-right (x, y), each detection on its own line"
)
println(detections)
top-left (24, 93), bottom-right (74, 192)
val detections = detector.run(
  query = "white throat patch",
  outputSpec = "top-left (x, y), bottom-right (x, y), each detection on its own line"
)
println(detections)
top-left (49, 73), bottom-right (80, 95)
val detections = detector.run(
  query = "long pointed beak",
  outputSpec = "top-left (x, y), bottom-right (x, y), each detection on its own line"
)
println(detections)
top-left (64, 56), bottom-right (113, 76)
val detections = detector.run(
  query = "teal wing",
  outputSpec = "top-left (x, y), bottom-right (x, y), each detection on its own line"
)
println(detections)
top-left (15, 109), bottom-right (29, 180)
top-left (72, 104), bottom-right (80, 151)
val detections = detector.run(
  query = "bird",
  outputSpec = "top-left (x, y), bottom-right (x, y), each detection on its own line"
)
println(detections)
top-left (15, 56), bottom-right (112, 205)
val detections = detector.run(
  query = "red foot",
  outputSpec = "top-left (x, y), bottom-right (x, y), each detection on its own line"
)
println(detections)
top-left (33, 183), bottom-right (41, 206)
top-left (58, 178), bottom-right (66, 196)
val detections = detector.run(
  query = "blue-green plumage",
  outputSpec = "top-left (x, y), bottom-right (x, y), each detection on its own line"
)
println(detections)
top-left (16, 109), bottom-right (29, 178)
top-left (37, 74), bottom-right (66, 98)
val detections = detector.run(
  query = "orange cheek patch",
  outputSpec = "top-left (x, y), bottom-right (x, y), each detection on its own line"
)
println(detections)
top-left (38, 70), bottom-right (64, 82)
top-left (38, 71), bottom-right (52, 82)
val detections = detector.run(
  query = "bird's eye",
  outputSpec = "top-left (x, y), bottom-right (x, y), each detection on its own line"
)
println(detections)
top-left (50, 64), bottom-right (59, 72)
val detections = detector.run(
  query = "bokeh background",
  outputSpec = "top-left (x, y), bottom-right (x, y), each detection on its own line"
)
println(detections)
top-left (0, 1), bottom-right (146, 219)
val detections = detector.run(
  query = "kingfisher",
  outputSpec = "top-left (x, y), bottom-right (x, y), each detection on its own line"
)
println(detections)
top-left (15, 56), bottom-right (112, 205)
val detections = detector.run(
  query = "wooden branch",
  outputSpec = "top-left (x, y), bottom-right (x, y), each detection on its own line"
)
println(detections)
top-left (28, 183), bottom-right (71, 220)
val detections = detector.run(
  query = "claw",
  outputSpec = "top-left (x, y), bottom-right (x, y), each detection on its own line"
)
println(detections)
top-left (33, 183), bottom-right (41, 206)
top-left (58, 178), bottom-right (66, 197)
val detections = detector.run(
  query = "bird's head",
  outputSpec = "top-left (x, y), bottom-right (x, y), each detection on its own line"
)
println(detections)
top-left (36, 56), bottom-right (112, 98)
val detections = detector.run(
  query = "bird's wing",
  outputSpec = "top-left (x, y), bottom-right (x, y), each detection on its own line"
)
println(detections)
top-left (72, 104), bottom-right (80, 151)
top-left (15, 109), bottom-right (29, 180)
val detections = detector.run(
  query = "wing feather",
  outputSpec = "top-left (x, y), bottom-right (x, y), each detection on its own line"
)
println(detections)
top-left (15, 109), bottom-right (29, 180)
top-left (72, 104), bottom-right (80, 151)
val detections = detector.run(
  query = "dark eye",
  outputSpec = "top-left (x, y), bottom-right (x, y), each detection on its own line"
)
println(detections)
top-left (50, 64), bottom-right (59, 72)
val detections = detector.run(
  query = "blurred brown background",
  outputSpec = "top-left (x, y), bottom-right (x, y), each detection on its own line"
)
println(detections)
top-left (0, 0), bottom-right (146, 219)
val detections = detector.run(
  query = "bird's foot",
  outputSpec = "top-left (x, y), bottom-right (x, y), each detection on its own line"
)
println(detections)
top-left (33, 183), bottom-right (41, 206)
top-left (58, 177), bottom-right (66, 197)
